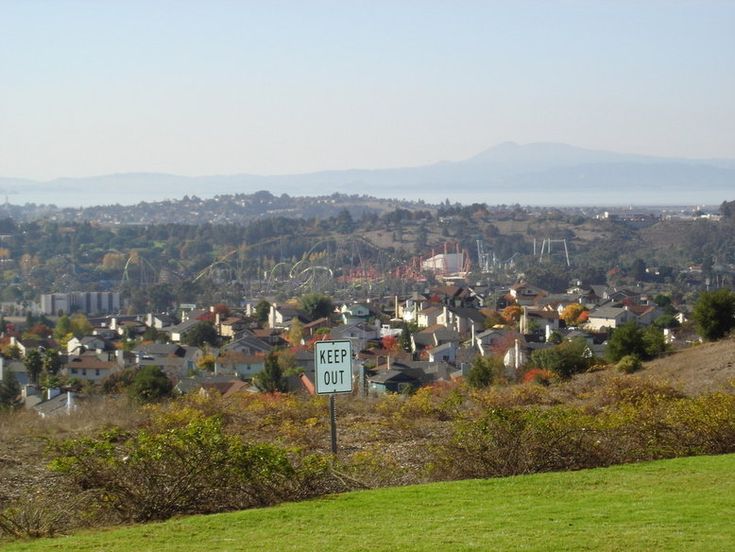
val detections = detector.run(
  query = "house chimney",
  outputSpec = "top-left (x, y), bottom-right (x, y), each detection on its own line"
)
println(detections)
top-left (394, 295), bottom-right (399, 319)
top-left (442, 306), bottom-right (448, 328)
top-left (386, 354), bottom-right (391, 370)
top-left (471, 322), bottom-right (476, 344)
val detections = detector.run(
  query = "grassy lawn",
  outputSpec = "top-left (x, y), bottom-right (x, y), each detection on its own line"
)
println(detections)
top-left (6, 454), bottom-right (735, 552)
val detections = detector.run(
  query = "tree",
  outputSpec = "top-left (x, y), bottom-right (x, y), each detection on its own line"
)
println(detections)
top-left (382, 335), bottom-right (399, 353)
top-left (128, 366), bottom-right (173, 403)
top-left (70, 313), bottom-right (93, 338)
top-left (606, 322), bottom-right (647, 363)
top-left (630, 258), bottom-right (647, 281)
top-left (501, 305), bottom-right (522, 325)
top-left (182, 322), bottom-right (218, 347)
top-left (299, 293), bottom-right (333, 320)
top-left (531, 338), bottom-right (592, 379)
top-left (253, 352), bottom-right (286, 393)
top-left (54, 314), bottom-right (73, 341)
top-left (42, 348), bottom-right (62, 376)
top-left (0, 370), bottom-right (20, 409)
top-left (560, 303), bottom-right (587, 326)
top-left (399, 324), bottom-right (412, 352)
top-left (255, 300), bottom-right (271, 325)
top-left (467, 355), bottom-right (504, 388)
top-left (211, 303), bottom-right (231, 318)
top-left (23, 349), bottom-right (43, 384)
top-left (653, 294), bottom-right (672, 309)
top-left (483, 311), bottom-right (506, 329)
top-left (287, 319), bottom-right (303, 346)
top-left (642, 326), bottom-right (667, 359)
top-left (653, 314), bottom-right (679, 330)
top-left (335, 209), bottom-right (355, 233)
top-left (693, 288), bottom-right (735, 341)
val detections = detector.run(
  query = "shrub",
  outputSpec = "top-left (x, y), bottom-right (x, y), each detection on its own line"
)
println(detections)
top-left (0, 492), bottom-right (92, 539)
top-left (616, 355), bottom-right (642, 374)
top-left (531, 338), bottom-right (592, 379)
top-left (522, 368), bottom-right (554, 385)
top-left (128, 366), bottom-right (172, 403)
top-left (431, 391), bottom-right (735, 481)
top-left (49, 416), bottom-right (345, 523)
top-left (467, 355), bottom-right (505, 388)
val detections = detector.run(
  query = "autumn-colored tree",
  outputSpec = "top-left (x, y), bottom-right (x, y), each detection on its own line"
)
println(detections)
top-left (483, 311), bottom-right (506, 329)
top-left (101, 252), bottom-right (126, 270)
top-left (382, 335), bottom-right (400, 353)
top-left (26, 323), bottom-right (52, 338)
top-left (70, 313), bottom-right (94, 338)
top-left (490, 332), bottom-right (520, 357)
top-left (501, 305), bottom-right (522, 324)
top-left (288, 319), bottom-right (303, 345)
top-left (560, 303), bottom-right (588, 326)
top-left (211, 303), bottom-right (231, 317)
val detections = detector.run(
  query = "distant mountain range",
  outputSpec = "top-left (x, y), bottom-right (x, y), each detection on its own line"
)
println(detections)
top-left (2, 142), bottom-right (733, 207)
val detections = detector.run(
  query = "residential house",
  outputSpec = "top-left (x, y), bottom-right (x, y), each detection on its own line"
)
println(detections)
top-left (301, 317), bottom-right (331, 338)
top-left (367, 360), bottom-right (453, 394)
top-left (585, 305), bottom-right (637, 331)
top-left (416, 306), bottom-right (443, 328)
top-left (340, 303), bottom-right (371, 325)
top-left (331, 322), bottom-right (377, 353)
top-left (67, 335), bottom-right (111, 356)
top-left (509, 282), bottom-right (549, 306)
top-left (428, 341), bottom-right (457, 363)
top-left (33, 390), bottom-right (77, 418)
top-left (217, 315), bottom-right (247, 338)
top-left (214, 351), bottom-right (266, 379)
top-left (65, 352), bottom-right (119, 382)
top-left (268, 303), bottom-right (311, 329)
top-left (411, 325), bottom-right (461, 353)
top-left (440, 306), bottom-right (486, 337)
top-left (167, 318), bottom-right (204, 343)
top-left (0, 357), bottom-right (28, 386)
top-left (145, 313), bottom-right (177, 330)
top-left (133, 343), bottom-right (203, 378)
top-left (220, 333), bottom-right (273, 356)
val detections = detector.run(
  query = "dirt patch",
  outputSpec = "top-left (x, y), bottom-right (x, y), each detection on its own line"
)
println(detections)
top-left (637, 337), bottom-right (735, 395)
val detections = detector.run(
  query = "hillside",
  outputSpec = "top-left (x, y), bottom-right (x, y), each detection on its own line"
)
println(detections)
top-left (3, 142), bottom-right (734, 207)
top-left (5, 454), bottom-right (734, 551)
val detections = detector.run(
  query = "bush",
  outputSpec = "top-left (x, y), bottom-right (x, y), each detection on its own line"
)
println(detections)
top-left (467, 356), bottom-right (505, 388)
top-left (531, 338), bottom-right (592, 379)
top-left (0, 492), bottom-right (91, 539)
top-left (49, 416), bottom-right (345, 523)
top-left (431, 391), bottom-right (735, 481)
top-left (616, 355), bottom-right (642, 374)
top-left (128, 366), bottom-right (172, 403)
top-left (522, 368), bottom-right (555, 386)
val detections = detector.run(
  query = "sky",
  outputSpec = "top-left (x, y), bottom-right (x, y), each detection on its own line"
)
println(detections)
top-left (1, 0), bottom-right (734, 180)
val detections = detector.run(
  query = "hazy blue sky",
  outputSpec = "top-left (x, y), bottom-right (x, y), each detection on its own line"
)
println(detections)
top-left (1, 0), bottom-right (733, 180)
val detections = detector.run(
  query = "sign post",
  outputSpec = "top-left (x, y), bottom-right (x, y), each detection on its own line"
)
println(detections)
top-left (314, 340), bottom-right (353, 454)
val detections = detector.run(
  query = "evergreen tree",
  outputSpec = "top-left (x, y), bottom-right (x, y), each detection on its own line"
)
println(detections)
top-left (23, 349), bottom-right (43, 384)
top-left (693, 288), bottom-right (735, 341)
top-left (253, 352), bottom-right (286, 393)
top-left (0, 370), bottom-right (20, 409)
top-left (129, 366), bottom-right (173, 403)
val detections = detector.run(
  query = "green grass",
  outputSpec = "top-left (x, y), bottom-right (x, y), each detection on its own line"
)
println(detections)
top-left (7, 454), bottom-right (735, 552)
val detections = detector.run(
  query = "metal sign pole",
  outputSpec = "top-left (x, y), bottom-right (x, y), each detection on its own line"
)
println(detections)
top-left (329, 393), bottom-right (337, 454)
